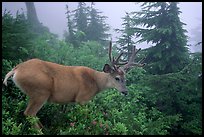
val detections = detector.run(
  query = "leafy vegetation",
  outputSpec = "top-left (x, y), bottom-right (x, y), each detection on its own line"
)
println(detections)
top-left (2, 2), bottom-right (202, 135)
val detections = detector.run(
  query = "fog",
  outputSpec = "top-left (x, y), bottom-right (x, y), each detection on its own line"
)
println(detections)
top-left (2, 2), bottom-right (202, 52)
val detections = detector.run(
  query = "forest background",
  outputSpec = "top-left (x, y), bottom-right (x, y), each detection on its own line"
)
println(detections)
top-left (2, 2), bottom-right (202, 135)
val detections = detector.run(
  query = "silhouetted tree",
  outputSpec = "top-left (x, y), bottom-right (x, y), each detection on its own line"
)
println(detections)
top-left (25, 2), bottom-right (49, 34)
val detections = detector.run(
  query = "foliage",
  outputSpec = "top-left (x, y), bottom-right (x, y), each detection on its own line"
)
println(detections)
top-left (2, 8), bottom-right (202, 135)
top-left (136, 52), bottom-right (202, 135)
top-left (2, 10), bottom-right (34, 62)
top-left (64, 2), bottom-right (110, 47)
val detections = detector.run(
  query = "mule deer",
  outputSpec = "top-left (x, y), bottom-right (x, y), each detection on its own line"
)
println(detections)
top-left (3, 41), bottom-right (145, 129)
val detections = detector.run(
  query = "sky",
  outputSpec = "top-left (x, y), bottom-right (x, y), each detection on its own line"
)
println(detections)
top-left (2, 2), bottom-right (202, 52)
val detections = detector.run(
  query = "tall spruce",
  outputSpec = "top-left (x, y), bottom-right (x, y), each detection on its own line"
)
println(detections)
top-left (2, 10), bottom-right (34, 62)
top-left (64, 2), bottom-right (110, 46)
top-left (74, 2), bottom-right (89, 42)
top-left (64, 4), bottom-right (78, 47)
top-left (131, 2), bottom-right (189, 74)
top-left (87, 2), bottom-right (110, 43)
top-left (115, 12), bottom-right (135, 60)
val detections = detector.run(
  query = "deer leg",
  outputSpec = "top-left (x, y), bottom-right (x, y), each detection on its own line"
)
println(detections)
top-left (60, 104), bottom-right (67, 113)
top-left (75, 90), bottom-right (95, 105)
top-left (24, 95), bottom-right (49, 129)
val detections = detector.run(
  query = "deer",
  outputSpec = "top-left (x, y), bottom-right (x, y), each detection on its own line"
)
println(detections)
top-left (3, 41), bottom-right (145, 129)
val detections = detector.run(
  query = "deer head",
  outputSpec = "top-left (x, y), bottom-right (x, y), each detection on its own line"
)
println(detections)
top-left (103, 40), bottom-right (146, 95)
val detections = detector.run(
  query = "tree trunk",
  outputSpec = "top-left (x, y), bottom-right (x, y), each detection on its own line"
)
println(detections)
top-left (25, 2), bottom-right (41, 27)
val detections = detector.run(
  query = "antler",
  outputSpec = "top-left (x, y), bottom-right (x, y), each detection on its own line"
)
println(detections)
top-left (109, 41), bottom-right (128, 70)
top-left (121, 46), bottom-right (146, 72)
top-left (108, 40), bottom-right (146, 72)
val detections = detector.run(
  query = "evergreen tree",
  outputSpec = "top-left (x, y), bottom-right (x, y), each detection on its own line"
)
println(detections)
top-left (2, 10), bottom-right (34, 62)
top-left (87, 2), bottom-right (110, 43)
top-left (64, 4), bottom-right (78, 47)
top-left (115, 12), bottom-right (135, 60)
top-left (64, 2), bottom-right (110, 47)
top-left (74, 2), bottom-right (89, 42)
top-left (131, 2), bottom-right (189, 74)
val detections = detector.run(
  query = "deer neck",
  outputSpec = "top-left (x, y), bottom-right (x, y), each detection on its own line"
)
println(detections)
top-left (94, 71), bottom-right (112, 92)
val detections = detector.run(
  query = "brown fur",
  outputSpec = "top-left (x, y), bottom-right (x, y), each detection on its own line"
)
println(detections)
top-left (12, 59), bottom-right (108, 104)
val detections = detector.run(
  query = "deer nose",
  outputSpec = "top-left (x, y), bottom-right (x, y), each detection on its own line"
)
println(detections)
top-left (121, 90), bottom-right (128, 96)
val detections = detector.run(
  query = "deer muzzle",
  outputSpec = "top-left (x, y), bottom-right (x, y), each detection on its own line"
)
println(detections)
top-left (121, 88), bottom-right (128, 96)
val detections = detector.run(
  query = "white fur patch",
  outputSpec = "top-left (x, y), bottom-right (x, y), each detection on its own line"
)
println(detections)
top-left (12, 71), bottom-right (25, 93)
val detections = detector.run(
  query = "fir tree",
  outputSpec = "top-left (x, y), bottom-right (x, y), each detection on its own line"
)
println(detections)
top-left (86, 2), bottom-right (110, 43)
top-left (74, 2), bottom-right (89, 42)
top-left (2, 10), bottom-right (34, 62)
top-left (115, 12), bottom-right (135, 60)
top-left (64, 4), bottom-right (78, 47)
top-left (131, 2), bottom-right (189, 74)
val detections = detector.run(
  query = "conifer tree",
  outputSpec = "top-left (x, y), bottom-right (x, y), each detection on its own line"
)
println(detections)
top-left (115, 12), bottom-right (135, 60)
top-left (74, 2), bottom-right (89, 42)
top-left (87, 2), bottom-right (110, 43)
top-left (131, 2), bottom-right (189, 74)
top-left (64, 4), bottom-right (78, 47)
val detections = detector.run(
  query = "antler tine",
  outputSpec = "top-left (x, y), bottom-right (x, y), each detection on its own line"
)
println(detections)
top-left (114, 52), bottom-right (129, 65)
top-left (115, 52), bottom-right (123, 63)
top-left (128, 46), bottom-right (135, 63)
top-left (138, 56), bottom-right (146, 64)
top-left (109, 40), bottom-right (113, 63)
top-left (108, 40), bottom-right (146, 72)
top-left (109, 39), bottom-right (128, 68)
top-left (108, 39), bottom-right (117, 70)
top-left (121, 46), bottom-right (145, 72)
top-left (129, 46), bottom-right (141, 63)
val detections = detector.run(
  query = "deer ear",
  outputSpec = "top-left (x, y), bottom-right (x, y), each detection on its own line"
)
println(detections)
top-left (103, 64), bottom-right (113, 73)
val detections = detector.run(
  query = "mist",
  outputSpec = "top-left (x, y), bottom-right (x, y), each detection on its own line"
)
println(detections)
top-left (2, 2), bottom-right (202, 52)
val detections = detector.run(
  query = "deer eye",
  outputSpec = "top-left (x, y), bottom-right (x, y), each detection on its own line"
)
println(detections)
top-left (115, 77), bottom-right (120, 81)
